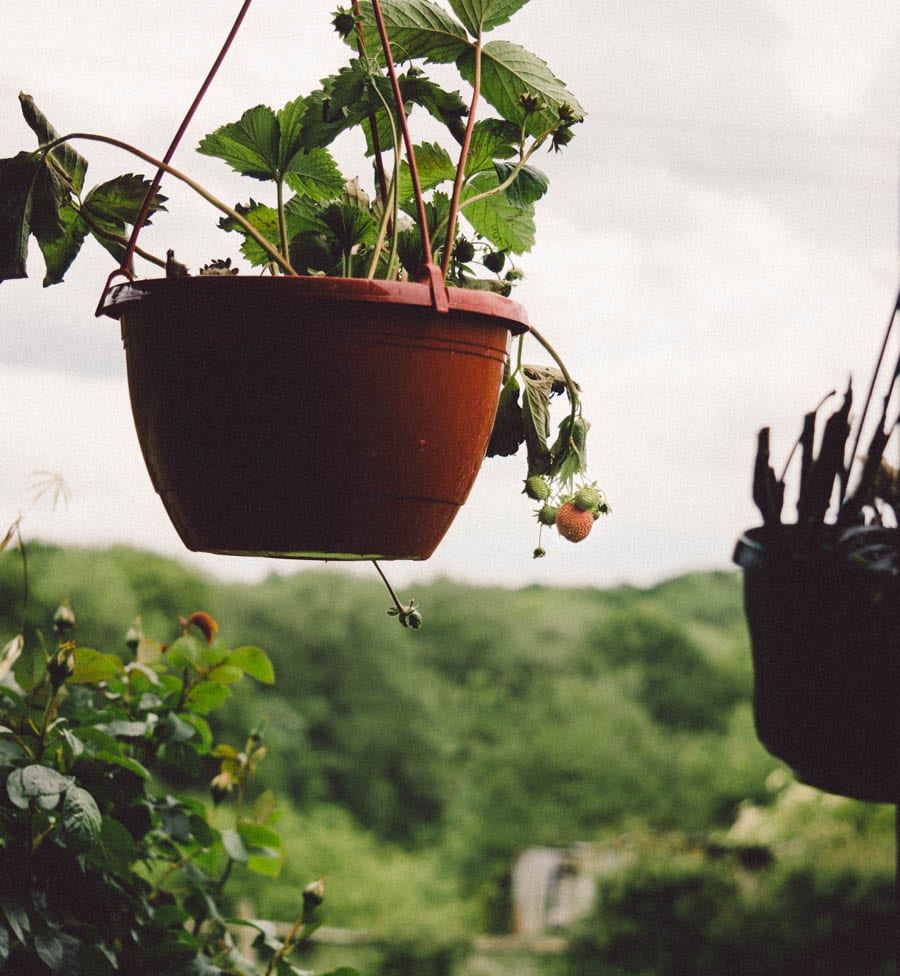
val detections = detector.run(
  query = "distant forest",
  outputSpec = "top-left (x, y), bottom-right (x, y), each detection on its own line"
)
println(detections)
top-left (1, 543), bottom-right (894, 973)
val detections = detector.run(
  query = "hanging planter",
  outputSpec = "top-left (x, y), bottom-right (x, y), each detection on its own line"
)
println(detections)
top-left (1, 0), bottom-right (611, 581)
top-left (102, 274), bottom-right (527, 559)
top-left (733, 293), bottom-right (899, 802)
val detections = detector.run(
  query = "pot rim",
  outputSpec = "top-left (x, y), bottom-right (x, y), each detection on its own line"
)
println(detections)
top-left (733, 523), bottom-right (899, 576)
top-left (100, 274), bottom-right (529, 335)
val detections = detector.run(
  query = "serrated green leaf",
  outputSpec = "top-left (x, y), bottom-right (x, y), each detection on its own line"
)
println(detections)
top-left (464, 119), bottom-right (519, 174)
top-left (69, 647), bottom-right (124, 684)
top-left (459, 39), bottom-right (584, 136)
top-left (62, 785), bottom-right (102, 852)
top-left (460, 170), bottom-right (535, 253)
top-left (357, 0), bottom-right (470, 62)
top-left (198, 104), bottom-right (280, 180)
top-left (398, 142), bottom-right (456, 204)
top-left (448, 0), bottom-right (529, 35)
top-left (226, 646), bottom-right (275, 685)
top-left (283, 147), bottom-right (346, 200)
top-left (35, 202), bottom-right (87, 286)
top-left (301, 61), bottom-right (395, 153)
top-left (493, 161), bottom-right (547, 206)
top-left (275, 95), bottom-right (309, 175)
top-left (547, 413), bottom-right (589, 483)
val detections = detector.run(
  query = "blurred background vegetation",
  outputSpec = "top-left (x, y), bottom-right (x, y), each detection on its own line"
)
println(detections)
top-left (1, 543), bottom-right (895, 974)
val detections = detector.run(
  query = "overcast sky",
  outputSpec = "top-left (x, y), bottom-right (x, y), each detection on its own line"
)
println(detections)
top-left (1, 0), bottom-right (898, 594)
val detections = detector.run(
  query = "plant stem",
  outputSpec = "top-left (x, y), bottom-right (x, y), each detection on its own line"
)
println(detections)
top-left (527, 323), bottom-right (581, 409)
top-left (441, 33), bottom-right (483, 279)
top-left (366, 80), bottom-right (402, 280)
top-left (276, 179), bottom-right (289, 268)
top-left (37, 133), bottom-right (298, 275)
top-left (372, 560), bottom-right (404, 614)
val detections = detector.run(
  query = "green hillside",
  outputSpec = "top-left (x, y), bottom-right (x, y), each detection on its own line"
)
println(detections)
top-left (1, 542), bottom-right (894, 974)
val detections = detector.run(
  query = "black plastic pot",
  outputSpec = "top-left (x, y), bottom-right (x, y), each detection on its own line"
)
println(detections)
top-left (733, 525), bottom-right (899, 803)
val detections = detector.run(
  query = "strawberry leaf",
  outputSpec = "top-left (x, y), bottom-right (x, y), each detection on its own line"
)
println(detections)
top-left (35, 203), bottom-right (87, 285)
top-left (398, 142), bottom-right (456, 203)
top-left (459, 39), bottom-right (585, 137)
top-left (447, 0), bottom-right (530, 36)
top-left (486, 375), bottom-right (524, 457)
top-left (520, 367), bottom-right (554, 474)
top-left (198, 104), bottom-right (281, 181)
top-left (460, 169), bottom-right (535, 253)
top-left (18, 93), bottom-right (88, 194)
top-left (355, 0), bottom-right (470, 62)
top-left (283, 148), bottom-right (346, 200)
top-left (0, 152), bottom-right (46, 281)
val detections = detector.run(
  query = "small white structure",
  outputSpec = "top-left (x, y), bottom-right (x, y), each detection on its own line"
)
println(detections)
top-left (511, 843), bottom-right (615, 936)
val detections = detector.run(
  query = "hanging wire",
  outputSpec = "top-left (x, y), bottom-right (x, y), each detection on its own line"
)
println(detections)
top-left (96, 0), bottom-right (255, 312)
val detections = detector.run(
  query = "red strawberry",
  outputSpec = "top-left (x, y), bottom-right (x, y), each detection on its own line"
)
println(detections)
top-left (555, 502), bottom-right (594, 542)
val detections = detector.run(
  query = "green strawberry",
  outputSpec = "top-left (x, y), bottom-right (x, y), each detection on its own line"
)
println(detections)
top-left (573, 483), bottom-right (605, 513)
top-left (524, 475), bottom-right (551, 500)
top-left (536, 503), bottom-right (559, 526)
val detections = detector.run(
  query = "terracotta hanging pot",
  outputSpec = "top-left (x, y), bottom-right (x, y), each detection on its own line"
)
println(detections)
top-left (101, 274), bottom-right (528, 561)
top-left (733, 524), bottom-right (899, 803)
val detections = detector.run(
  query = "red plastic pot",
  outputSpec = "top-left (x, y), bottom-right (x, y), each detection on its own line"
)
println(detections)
top-left (101, 275), bottom-right (528, 560)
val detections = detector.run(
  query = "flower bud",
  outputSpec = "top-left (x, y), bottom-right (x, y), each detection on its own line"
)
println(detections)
top-left (125, 617), bottom-right (143, 654)
top-left (53, 601), bottom-right (76, 635)
top-left (303, 877), bottom-right (326, 912)
top-left (48, 643), bottom-right (76, 688)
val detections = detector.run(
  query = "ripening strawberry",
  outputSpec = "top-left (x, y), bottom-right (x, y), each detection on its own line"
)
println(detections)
top-left (555, 502), bottom-right (594, 542)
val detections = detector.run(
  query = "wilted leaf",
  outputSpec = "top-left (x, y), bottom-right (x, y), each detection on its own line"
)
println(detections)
top-left (520, 366), bottom-right (558, 474)
top-left (486, 376), bottom-right (524, 457)
top-left (18, 93), bottom-right (87, 193)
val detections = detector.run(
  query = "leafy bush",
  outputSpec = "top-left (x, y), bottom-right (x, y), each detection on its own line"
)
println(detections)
top-left (0, 579), bottom-right (356, 975)
top-left (566, 836), bottom-right (896, 976)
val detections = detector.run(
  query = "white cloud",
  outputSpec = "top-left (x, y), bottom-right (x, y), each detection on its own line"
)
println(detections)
top-left (1, 0), bottom-right (896, 592)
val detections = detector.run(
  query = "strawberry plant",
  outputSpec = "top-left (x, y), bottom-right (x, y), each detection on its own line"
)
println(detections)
top-left (0, 0), bottom-right (608, 558)
top-left (0, 520), bottom-right (359, 976)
